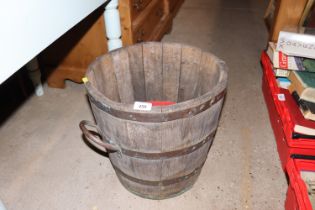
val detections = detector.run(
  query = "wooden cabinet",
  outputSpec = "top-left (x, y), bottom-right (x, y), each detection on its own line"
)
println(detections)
top-left (42, 0), bottom-right (184, 88)
top-left (133, 0), bottom-right (166, 42)
top-left (265, 0), bottom-right (308, 42)
top-left (119, 0), bottom-right (184, 45)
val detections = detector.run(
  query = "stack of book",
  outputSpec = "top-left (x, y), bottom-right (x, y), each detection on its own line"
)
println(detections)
top-left (266, 29), bottom-right (315, 138)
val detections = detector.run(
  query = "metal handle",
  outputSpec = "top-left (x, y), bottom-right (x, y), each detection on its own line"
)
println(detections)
top-left (79, 120), bottom-right (120, 152)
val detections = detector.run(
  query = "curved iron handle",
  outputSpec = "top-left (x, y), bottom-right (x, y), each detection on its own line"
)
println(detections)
top-left (79, 120), bottom-right (120, 152)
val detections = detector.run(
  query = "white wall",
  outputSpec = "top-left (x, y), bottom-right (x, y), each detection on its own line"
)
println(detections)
top-left (0, 0), bottom-right (107, 84)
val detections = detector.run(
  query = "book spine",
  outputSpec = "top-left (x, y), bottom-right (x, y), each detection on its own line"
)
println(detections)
top-left (288, 72), bottom-right (306, 96)
top-left (276, 51), bottom-right (304, 70)
top-left (291, 154), bottom-right (315, 160)
top-left (274, 69), bottom-right (290, 77)
top-left (291, 90), bottom-right (300, 103)
top-left (267, 42), bottom-right (305, 70)
top-left (277, 31), bottom-right (315, 59)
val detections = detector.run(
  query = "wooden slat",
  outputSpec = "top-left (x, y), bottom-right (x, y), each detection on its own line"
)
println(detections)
top-left (89, 60), bottom-right (106, 94)
top-left (199, 53), bottom-right (220, 96)
top-left (160, 100), bottom-right (221, 179)
top-left (178, 46), bottom-right (202, 102)
top-left (127, 44), bottom-right (146, 101)
top-left (162, 43), bottom-right (181, 102)
top-left (97, 55), bottom-right (120, 102)
top-left (86, 67), bottom-right (96, 88)
top-left (111, 50), bottom-right (135, 103)
top-left (126, 121), bottom-right (163, 181)
top-left (126, 121), bottom-right (162, 153)
top-left (160, 119), bottom-right (186, 180)
top-left (92, 106), bottom-right (146, 188)
top-left (143, 42), bottom-right (163, 101)
top-left (91, 104), bottom-right (137, 182)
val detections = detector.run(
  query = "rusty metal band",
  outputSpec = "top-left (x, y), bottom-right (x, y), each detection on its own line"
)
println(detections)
top-left (119, 130), bottom-right (215, 160)
top-left (113, 162), bottom-right (204, 186)
top-left (88, 88), bottom-right (226, 123)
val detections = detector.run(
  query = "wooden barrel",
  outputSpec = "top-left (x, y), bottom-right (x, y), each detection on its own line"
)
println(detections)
top-left (80, 42), bottom-right (228, 199)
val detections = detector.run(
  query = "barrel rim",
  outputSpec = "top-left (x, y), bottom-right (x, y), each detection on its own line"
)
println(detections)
top-left (84, 42), bottom-right (228, 116)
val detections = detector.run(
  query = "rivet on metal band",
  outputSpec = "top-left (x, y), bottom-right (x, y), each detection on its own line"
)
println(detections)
top-left (88, 88), bottom-right (226, 123)
top-left (119, 130), bottom-right (216, 160)
top-left (113, 162), bottom-right (205, 186)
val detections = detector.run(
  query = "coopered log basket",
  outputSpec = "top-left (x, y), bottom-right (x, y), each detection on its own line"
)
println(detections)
top-left (79, 42), bottom-right (228, 199)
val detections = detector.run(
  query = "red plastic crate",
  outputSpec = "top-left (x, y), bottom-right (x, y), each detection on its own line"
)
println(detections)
top-left (286, 158), bottom-right (315, 210)
top-left (261, 52), bottom-right (315, 170)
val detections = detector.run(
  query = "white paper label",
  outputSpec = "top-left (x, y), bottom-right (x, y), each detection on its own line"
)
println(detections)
top-left (277, 94), bottom-right (285, 101)
top-left (133, 102), bottom-right (152, 111)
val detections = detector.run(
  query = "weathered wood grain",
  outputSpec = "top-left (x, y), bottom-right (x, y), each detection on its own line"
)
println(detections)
top-left (143, 42), bottom-right (163, 101)
top-left (127, 44), bottom-right (146, 101)
top-left (96, 55), bottom-right (120, 102)
top-left (198, 52), bottom-right (220, 97)
top-left (178, 46), bottom-right (202, 102)
top-left (162, 43), bottom-right (181, 102)
top-left (111, 50), bottom-right (135, 103)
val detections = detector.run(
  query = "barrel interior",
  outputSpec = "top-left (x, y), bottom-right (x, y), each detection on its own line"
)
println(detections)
top-left (86, 42), bottom-right (222, 104)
